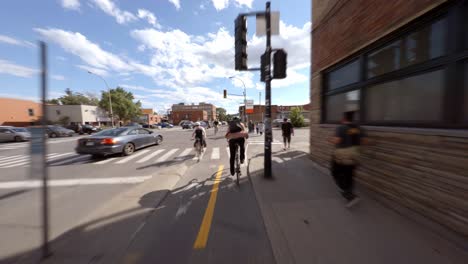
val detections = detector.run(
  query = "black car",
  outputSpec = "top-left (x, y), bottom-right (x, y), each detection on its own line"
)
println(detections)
top-left (181, 121), bottom-right (194, 129)
top-left (66, 124), bottom-right (100, 135)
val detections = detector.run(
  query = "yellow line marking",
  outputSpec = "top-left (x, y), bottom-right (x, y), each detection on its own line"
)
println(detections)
top-left (193, 165), bottom-right (224, 249)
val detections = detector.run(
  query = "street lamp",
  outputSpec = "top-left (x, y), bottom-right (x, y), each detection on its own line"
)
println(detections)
top-left (87, 71), bottom-right (114, 128)
top-left (228, 76), bottom-right (247, 123)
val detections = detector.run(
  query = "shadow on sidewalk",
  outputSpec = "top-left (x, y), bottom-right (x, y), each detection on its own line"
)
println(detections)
top-left (0, 167), bottom-right (273, 264)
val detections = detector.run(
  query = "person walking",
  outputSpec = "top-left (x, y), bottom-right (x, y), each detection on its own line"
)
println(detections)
top-left (255, 122), bottom-right (259, 134)
top-left (258, 121), bottom-right (264, 135)
top-left (329, 111), bottom-right (368, 208)
top-left (281, 118), bottom-right (294, 150)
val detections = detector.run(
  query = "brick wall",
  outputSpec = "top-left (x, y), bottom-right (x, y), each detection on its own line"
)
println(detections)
top-left (0, 98), bottom-right (42, 126)
top-left (312, 0), bottom-right (448, 71)
top-left (172, 110), bottom-right (208, 125)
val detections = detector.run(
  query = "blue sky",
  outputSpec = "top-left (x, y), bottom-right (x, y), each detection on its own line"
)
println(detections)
top-left (0, 0), bottom-right (310, 114)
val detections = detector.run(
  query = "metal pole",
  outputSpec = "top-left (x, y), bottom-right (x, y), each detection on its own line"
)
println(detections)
top-left (259, 92), bottom-right (262, 121)
top-left (229, 76), bottom-right (248, 123)
top-left (40, 41), bottom-right (51, 258)
top-left (88, 71), bottom-right (114, 128)
top-left (264, 2), bottom-right (272, 178)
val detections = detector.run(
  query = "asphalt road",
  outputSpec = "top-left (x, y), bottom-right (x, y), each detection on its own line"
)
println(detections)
top-left (0, 126), bottom-right (301, 263)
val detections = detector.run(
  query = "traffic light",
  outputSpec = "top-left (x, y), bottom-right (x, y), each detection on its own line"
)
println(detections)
top-left (223, 89), bottom-right (227, 98)
top-left (273, 49), bottom-right (287, 79)
top-left (235, 15), bottom-right (248, 71)
top-left (260, 52), bottom-right (268, 82)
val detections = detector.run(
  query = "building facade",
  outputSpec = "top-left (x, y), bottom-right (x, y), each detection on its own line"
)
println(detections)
top-left (239, 104), bottom-right (311, 123)
top-left (311, 0), bottom-right (468, 236)
top-left (172, 103), bottom-right (217, 121)
top-left (0, 98), bottom-right (42, 126)
top-left (46, 105), bottom-right (110, 125)
top-left (171, 110), bottom-right (208, 125)
top-left (138, 108), bottom-right (161, 125)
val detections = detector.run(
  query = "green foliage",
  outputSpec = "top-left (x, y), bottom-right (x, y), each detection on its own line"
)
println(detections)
top-left (48, 88), bottom-right (99, 106)
top-left (289, 107), bottom-right (305, 127)
top-left (99, 87), bottom-right (142, 122)
top-left (216, 107), bottom-right (227, 121)
top-left (45, 98), bottom-right (60, 105)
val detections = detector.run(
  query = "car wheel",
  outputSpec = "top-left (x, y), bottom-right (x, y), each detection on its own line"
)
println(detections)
top-left (50, 133), bottom-right (57, 138)
top-left (14, 136), bottom-right (22, 142)
top-left (122, 143), bottom-right (135, 156)
top-left (155, 135), bottom-right (163, 145)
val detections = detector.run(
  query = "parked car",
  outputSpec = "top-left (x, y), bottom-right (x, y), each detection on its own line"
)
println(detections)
top-left (46, 126), bottom-right (74, 138)
top-left (124, 122), bottom-right (143, 128)
top-left (66, 124), bottom-right (101, 135)
top-left (0, 127), bottom-right (31, 142)
top-left (199, 121), bottom-right (209, 129)
top-left (159, 122), bottom-right (174, 128)
top-left (142, 123), bottom-right (157, 129)
top-left (272, 119), bottom-right (283, 128)
top-left (75, 127), bottom-right (163, 158)
top-left (181, 121), bottom-right (194, 129)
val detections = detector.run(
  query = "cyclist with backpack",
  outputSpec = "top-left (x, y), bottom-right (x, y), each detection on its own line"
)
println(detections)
top-left (225, 117), bottom-right (248, 176)
top-left (192, 122), bottom-right (207, 150)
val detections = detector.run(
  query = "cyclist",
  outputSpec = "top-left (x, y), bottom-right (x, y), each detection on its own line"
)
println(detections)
top-left (192, 122), bottom-right (207, 150)
top-left (213, 119), bottom-right (220, 135)
top-left (225, 117), bottom-right (248, 176)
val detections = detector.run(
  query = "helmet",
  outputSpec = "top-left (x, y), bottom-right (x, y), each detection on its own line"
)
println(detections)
top-left (194, 122), bottom-right (200, 126)
top-left (233, 117), bottom-right (240, 121)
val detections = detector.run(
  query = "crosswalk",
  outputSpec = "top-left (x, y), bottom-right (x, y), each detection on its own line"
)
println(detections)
top-left (0, 145), bottom-right (257, 169)
top-left (0, 137), bottom-right (83, 150)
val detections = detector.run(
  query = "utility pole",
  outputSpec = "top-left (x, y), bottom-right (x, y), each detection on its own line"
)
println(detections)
top-left (264, 1), bottom-right (272, 178)
top-left (88, 71), bottom-right (115, 128)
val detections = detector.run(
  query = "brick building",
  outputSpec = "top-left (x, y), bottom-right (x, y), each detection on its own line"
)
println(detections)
top-left (171, 103), bottom-right (216, 124)
top-left (138, 108), bottom-right (161, 125)
top-left (239, 103), bottom-right (311, 123)
top-left (0, 97), bottom-right (42, 126)
top-left (311, 0), bottom-right (468, 236)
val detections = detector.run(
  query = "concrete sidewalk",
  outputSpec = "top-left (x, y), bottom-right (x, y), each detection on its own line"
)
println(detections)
top-left (247, 150), bottom-right (468, 264)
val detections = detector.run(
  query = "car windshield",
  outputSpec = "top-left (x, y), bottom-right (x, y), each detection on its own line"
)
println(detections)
top-left (94, 128), bottom-right (128, 137)
top-left (12, 128), bottom-right (28, 132)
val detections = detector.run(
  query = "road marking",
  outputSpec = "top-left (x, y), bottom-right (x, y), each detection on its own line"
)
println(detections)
top-left (226, 147), bottom-right (230, 158)
top-left (136, 149), bottom-right (165, 163)
top-left (0, 157), bottom-right (29, 168)
top-left (177, 148), bottom-right (192, 158)
top-left (156, 149), bottom-right (179, 162)
top-left (50, 155), bottom-right (87, 166)
top-left (211, 147), bottom-right (220, 160)
top-left (0, 176), bottom-right (153, 189)
top-left (0, 155), bottom-right (23, 162)
top-left (47, 152), bottom-right (74, 160)
top-left (115, 149), bottom-right (151, 164)
top-left (272, 157), bottom-right (284, 164)
top-left (192, 148), bottom-right (206, 161)
top-left (194, 165), bottom-right (224, 249)
top-left (94, 157), bottom-right (118, 165)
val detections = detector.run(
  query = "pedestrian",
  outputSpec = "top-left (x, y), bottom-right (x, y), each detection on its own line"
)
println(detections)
top-left (77, 123), bottom-right (83, 135)
top-left (258, 122), bottom-right (264, 135)
top-left (329, 111), bottom-right (368, 208)
top-left (248, 120), bottom-right (254, 133)
top-left (256, 122), bottom-right (259, 134)
top-left (281, 118), bottom-right (294, 150)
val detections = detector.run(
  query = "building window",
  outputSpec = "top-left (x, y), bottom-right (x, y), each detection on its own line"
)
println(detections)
top-left (28, 109), bottom-right (34, 116)
top-left (327, 59), bottom-right (360, 90)
top-left (366, 70), bottom-right (444, 122)
top-left (56, 110), bottom-right (61, 115)
top-left (367, 18), bottom-right (447, 78)
top-left (464, 62), bottom-right (468, 122)
top-left (326, 90), bottom-right (360, 122)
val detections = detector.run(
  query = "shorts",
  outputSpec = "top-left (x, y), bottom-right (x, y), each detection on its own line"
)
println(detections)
top-left (283, 134), bottom-right (291, 143)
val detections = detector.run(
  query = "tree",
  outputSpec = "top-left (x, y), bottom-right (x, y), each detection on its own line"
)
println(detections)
top-left (99, 87), bottom-right (142, 122)
top-left (289, 107), bottom-right (305, 127)
top-left (216, 107), bottom-right (227, 121)
top-left (49, 88), bottom-right (100, 106)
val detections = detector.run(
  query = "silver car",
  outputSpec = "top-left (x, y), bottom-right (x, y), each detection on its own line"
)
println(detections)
top-left (75, 127), bottom-right (163, 158)
top-left (0, 127), bottom-right (31, 142)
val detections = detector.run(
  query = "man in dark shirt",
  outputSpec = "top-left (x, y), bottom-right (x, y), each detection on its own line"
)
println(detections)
top-left (329, 111), bottom-right (368, 208)
top-left (281, 118), bottom-right (294, 150)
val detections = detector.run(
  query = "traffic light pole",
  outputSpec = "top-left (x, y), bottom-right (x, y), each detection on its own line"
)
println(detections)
top-left (264, 2), bottom-right (272, 178)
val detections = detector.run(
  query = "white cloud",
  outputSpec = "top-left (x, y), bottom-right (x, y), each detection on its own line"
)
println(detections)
top-left (51, 74), bottom-right (66, 80)
top-left (137, 9), bottom-right (160, 28)
top-left (255, 83), bottom-right (264, 90)
top-left (77, 65), bottom-right (109, 77)
top-left (200, 3), bottom-right (206, 9)
top-left (211, 0), bottom-right (229, 11)
top-left (0, 59), bottom-right (37, 78)
top-left (61, 0), bottom-right (80, 11)
top-left (0, 35), bottom-right (35, 48)
top-left (35, 28), bottom-right (159, 78)
top-left (234, 0), bottom-right (253, 8)
top-left (91, 0), bottom-right (137, 24)
top-left (271, 69), bottom-right (308, 88)
top-left (168, 0), bottom-right (181, 10)
top-left (56, 56), bottom-right (67, 61)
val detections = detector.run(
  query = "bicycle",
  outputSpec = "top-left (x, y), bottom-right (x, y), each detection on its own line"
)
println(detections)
top-left (214, 125), bottom-right (219, 135)
top-left (194, 138), bottom-right (203, 162)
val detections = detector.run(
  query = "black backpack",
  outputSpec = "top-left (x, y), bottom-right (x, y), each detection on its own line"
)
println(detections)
top-left (195, 128), bottom-right (203, 137)
top-left (229, 121), bottom-right (242, 133)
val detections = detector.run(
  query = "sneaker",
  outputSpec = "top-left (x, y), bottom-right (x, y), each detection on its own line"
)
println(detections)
top-left (346, 197), bottom-right (361, 208)
top-left (240, 159), bottom-right (245, 164)
top-left (230, 168), bottom-right (235, 176)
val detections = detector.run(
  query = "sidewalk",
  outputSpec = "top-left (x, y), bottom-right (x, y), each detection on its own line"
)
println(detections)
top-left (247, 149), bottom-right (468, 264)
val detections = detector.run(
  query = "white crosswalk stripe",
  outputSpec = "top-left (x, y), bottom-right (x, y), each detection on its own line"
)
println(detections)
top-left (226, 147), bottom-right (230, 158)
top-left (177, 148), bottom-right (192, 158)
top-left (156, 149), bottom-right (179, 162)
top-left (211, 147), bottom-right (220, 160)
top-left (94, 157), bottom-right (119, 165)
top-left (193, 149), bottom-right (206, 161)
top-left (0, 157), bottom-right (29, 167)
top-left (136, 149), bottom-right (165, 163)
top-left (115, 149), bottom-right (151, 164)
top-left (0, 155), bottom-right (23, 162)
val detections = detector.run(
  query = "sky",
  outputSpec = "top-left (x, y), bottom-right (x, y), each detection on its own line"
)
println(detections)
top-left (0, 0), bottom-right (311, 114)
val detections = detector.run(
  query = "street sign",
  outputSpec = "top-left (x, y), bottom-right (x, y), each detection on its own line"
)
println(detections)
top-left (256, 12), bottom-right (279, 36)
top-left (246, 99), bottom-right (254, 114)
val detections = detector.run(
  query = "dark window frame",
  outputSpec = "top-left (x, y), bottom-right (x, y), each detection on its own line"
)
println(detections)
top-left (322, 0), bottom-right (468, 128)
